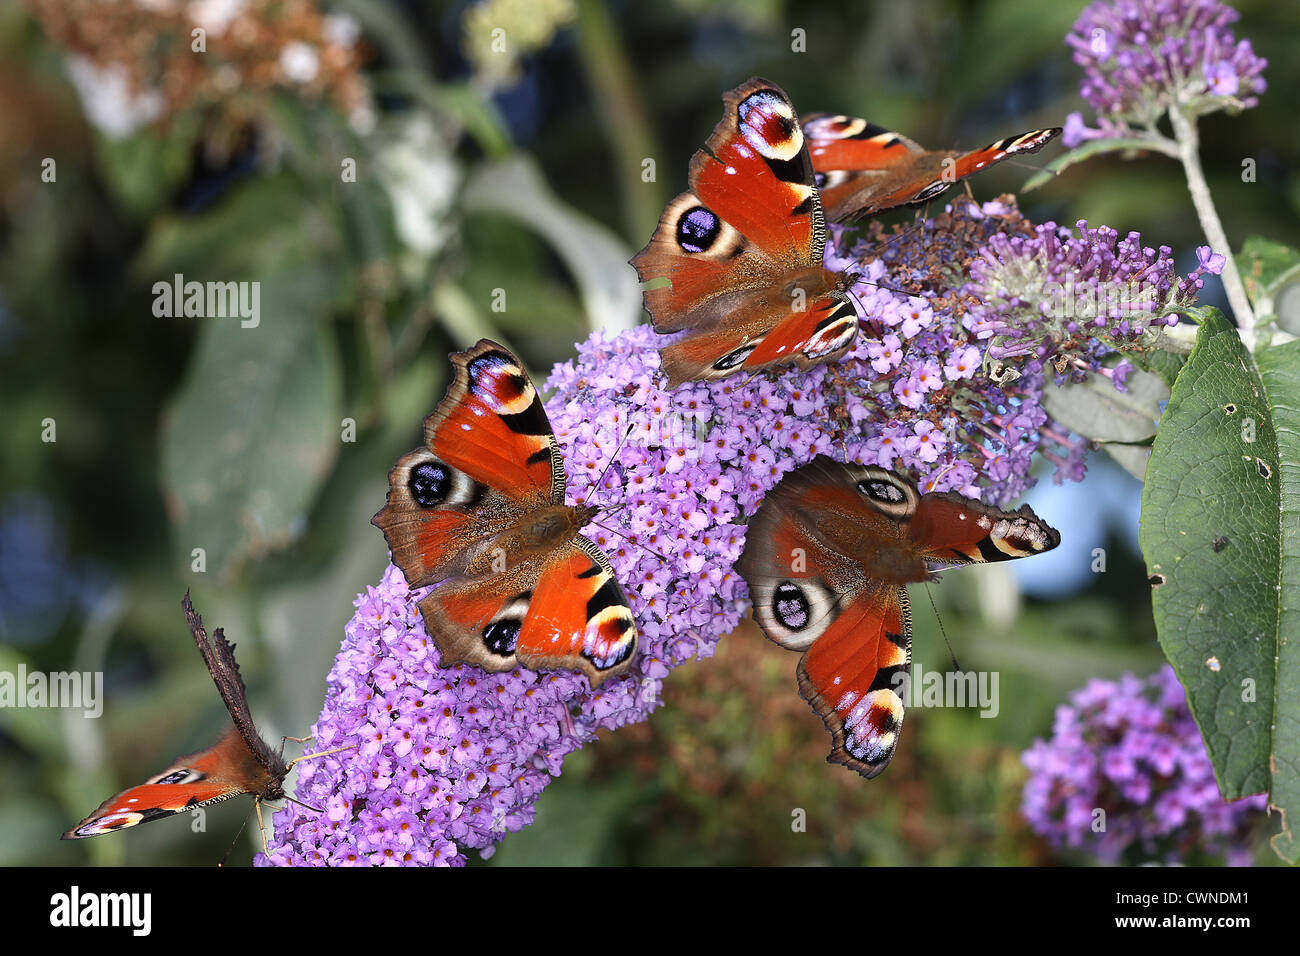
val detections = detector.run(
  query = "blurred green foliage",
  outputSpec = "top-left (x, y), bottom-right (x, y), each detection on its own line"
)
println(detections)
top-left (1, 0), bottom-right (1294, 866)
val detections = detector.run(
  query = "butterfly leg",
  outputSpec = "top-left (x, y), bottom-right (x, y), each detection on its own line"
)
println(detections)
top-left (255, 797), bottom-right (269, 856)
top-left (286, 742), bottom-right (357, 770)
top-left (824, 364), bottom-right (876, 462)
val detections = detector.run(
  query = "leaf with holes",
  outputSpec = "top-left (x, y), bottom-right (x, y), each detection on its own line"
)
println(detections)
top-left (1138, 309), bottom-right (1298, 862)
top-left (1256, 338), bottom-right (1300, 862)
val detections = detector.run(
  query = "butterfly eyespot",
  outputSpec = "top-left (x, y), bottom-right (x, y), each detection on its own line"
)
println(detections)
top-left (737, 89), bottom-right (796, 138)
top-left (466, 353), bottom-right (537, 420)
top-left (482, 619), bottom-right (520, 656)
top-left (842, 691), bottom-right (903, 766)
top-left (772, 582), bottom-right (811, 630)
top-left (913, 180), bottom-right (951, 203)
top-left (675, 206), bottom-right (721, 254)
top-left (857, 478), bottom-right (906, 505)
top-left (713, 344), bottom-right (757, 372)
top-left (153, 768), bottom-right (201, 785)
top-left (409, 461), bottom-right (452, 508)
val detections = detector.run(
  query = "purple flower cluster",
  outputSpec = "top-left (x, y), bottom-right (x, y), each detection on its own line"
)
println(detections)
top-left (259, 323), bottom-right (847, 865)
top-left (1022, 665), bottom-right (1266, 864)
top-left (831, 198), bottom-right (1093, 501)
top-left (258, 564), bottom-right (594, 866)
top-left (963, 218), bottom-right (1223, 373)
top-left (259, 196), bottom-right (1207, 865)
top-left (1063, 0), bottom-right (1267, 145)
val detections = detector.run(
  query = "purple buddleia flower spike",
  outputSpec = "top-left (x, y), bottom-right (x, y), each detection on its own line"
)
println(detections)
top-left (1065, 0), bottom-right (1266, 142)
top-left (1022, 665), bottom-right (1266, 864)
top-left (259, 197), bottom-right (1211, 865)
top-left (963, 217), bottom-right (1217, 379)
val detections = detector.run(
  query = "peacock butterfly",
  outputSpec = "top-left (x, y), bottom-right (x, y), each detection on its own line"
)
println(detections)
top-left (630, 77), bottom-right (860, 388)
top-left (737, 458), bottom-right (1060, 778)
top-left (63, 593), bottom-right (344, 844)
top-left (801, 113), bottom-right (1061, 222)
top-left (372, 339), bottom-right (637, 687)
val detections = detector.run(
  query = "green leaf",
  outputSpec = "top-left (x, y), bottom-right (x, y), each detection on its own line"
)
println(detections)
top-left (258, 353), bottom-right (443, 731)
top-left (1021, 136), bottom-right (1179, 193)
top-left (462, 155), bottom-right (642, 334)
top-left (135, 174), bottom-right (345, 283)
top-left (93, 114), bottom-right (202, 219)
top-left (0, 648), bottom-right (63, 755)
top-left (1042, 368), bottom-right (1167, 443)
top-left (1256, 340), bottom-right (1300, 863)
top-left (1237, 236), bottom-right (1300, 310)
top-left (1138, 309), bottom-right (1297, 861)
top-left (160, 263), bottom-right (344, 582)
top-left (1096, 443), bottom-right (1154, 482)
top-left (373, 72), bottom-right (513, 159)
top-left (1, 799), bottom-right (71, 865)
top-left (1237, 236), bottom-right (1300, 339)
top-left (1136, 348), bottom-right (1187, 389)
top-left (1040, 367), bottom-right (1167, 479)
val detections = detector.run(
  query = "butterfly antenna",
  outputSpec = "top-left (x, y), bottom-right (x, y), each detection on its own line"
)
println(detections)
top-left (218, 803), bottom-right (255, 867)
top-left (596, 501), bottom-right (630, 523)
top-left (839, 217), bottom-right (936, 298)
top-left (921, 581), bottom-right (961, 671)
top-left (283, 794), bottom-right (324, 814)
top-left (591, 519), bottom-right (669, 562)
top-left (1005, 156), bottom-right (1052, 173)
top-left (584, 422), bottom-right (636, 507)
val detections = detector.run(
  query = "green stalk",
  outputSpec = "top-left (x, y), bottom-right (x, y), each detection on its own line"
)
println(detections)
top-left (573, 0), bottom-right (665, 242)
top-left (1167, 105), bottom-right (1257, 351)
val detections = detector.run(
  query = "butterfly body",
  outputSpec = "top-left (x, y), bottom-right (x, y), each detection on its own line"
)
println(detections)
top-left (738, 458), bottom-right (1059, 778)
top-left (802, 113), bottom-right (1061, 222)
top-left (632, 78), bottom-right (859, 386)
top-left (373, 340), bottom-right (636, 686)
top-left (64, 595), bottom-right (290, 840)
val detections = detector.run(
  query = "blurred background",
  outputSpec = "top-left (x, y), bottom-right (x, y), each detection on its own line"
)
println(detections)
top-left (1, 0), bottom-right (1296, 866)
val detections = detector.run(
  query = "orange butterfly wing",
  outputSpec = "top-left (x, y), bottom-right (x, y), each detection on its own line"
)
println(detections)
top-left (373, 341), bottom-right (564, 589)
top-left (802, 113), bottom-right (1060, 222)
top-left (65, 597), bottom-right (287, 840)
top-left (797, 587), bottom-right (910, 778)
top-left (631, 79), bottom-right (857, 386)
top-left (738, 457), bottom-right (1059, 778)
top-left (375, 341), bottom-right (637, 687)
top-left (63, 727), bottom-right (274, 839)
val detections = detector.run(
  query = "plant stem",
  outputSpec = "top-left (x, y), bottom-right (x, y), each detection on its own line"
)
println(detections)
top-left (1167, 105), bottom-right (1256, 350)
top-left (573, 0), bottom-right (665, 242)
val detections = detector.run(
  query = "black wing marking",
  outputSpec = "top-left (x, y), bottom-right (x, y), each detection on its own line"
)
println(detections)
top-left (181, 592), bottom-right (283, 777)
